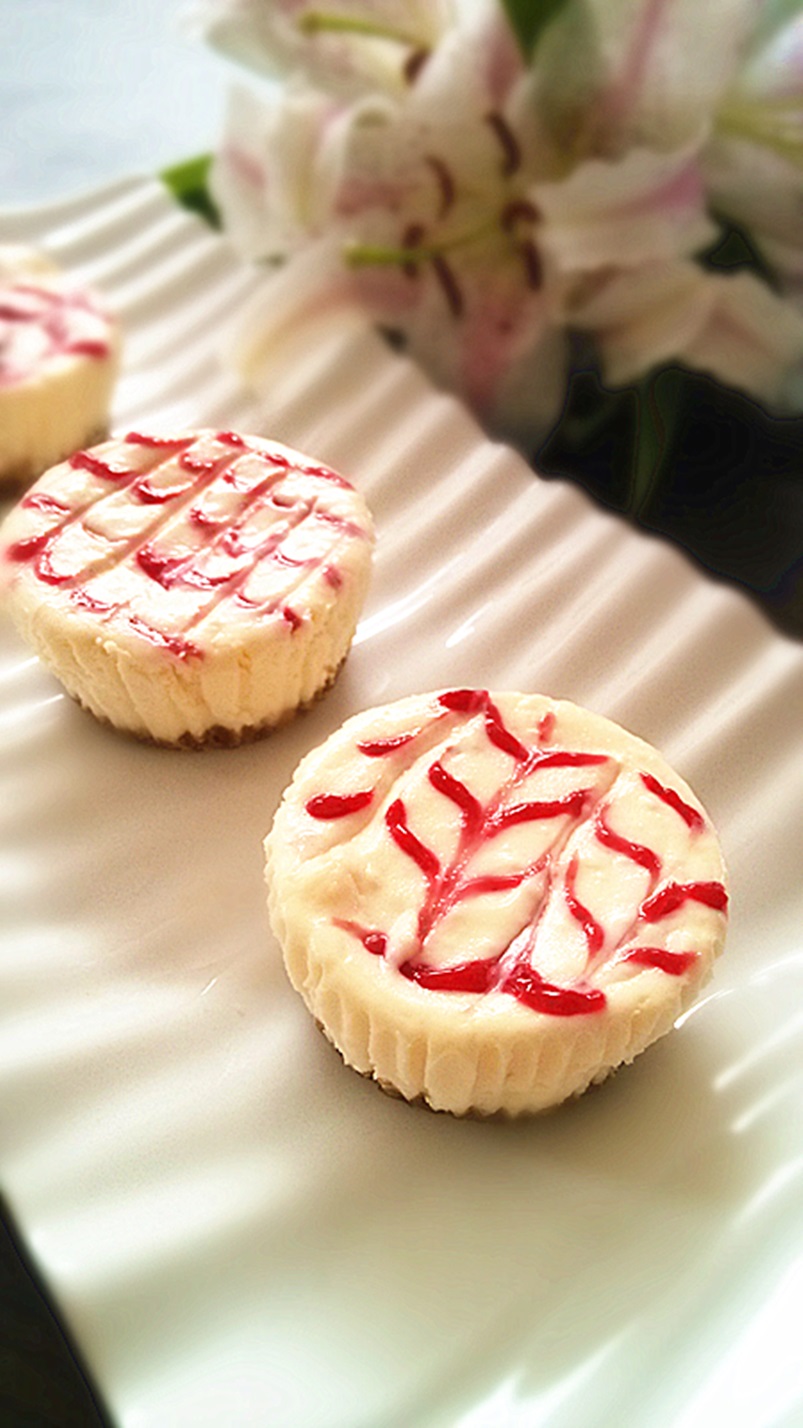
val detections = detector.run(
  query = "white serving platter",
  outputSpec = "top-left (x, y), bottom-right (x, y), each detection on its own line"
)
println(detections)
top-left (1, 177), bottom-right (802, 1428)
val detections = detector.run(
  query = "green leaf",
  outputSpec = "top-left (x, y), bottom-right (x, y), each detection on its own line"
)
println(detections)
top-left (629, 367), bottom-right (687, 518)
top-left (160, 154), bottom-right (219, 229)
top-left (500, 0), bottom-right (572, 58)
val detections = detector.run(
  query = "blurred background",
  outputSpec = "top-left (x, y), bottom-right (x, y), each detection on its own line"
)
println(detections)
top-left (2, 0), bottom-right (223, 202)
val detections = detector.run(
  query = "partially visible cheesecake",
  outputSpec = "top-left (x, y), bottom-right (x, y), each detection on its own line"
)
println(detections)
top-left (0, 245), bottom-right (120, 493)
top-left (0, 429), bottom-right (375, 746)
top-left (266, 689), bottom-right (729, 1117)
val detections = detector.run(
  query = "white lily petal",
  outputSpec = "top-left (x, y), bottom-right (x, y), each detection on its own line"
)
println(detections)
top-left (757, 236), bottom-right (803, 309)
top-left (534, 0), bottom-right (756, 158)
top-left (210, 85), bottom-right (348, 260)
top-left (704, 11), bottom-right (803, 277)
top-left (326, 92), bottom-right (463, 237)
top-left (682, 268), bottom-right (803, 405)
top-left (337, 3), bottom-right (526, 210)
top-left (535, 146), bottom-right (716, 273)
top-left (225, 236), bottom-right (366, 389)
top-left (571, 261), bottom-right (716, 383)
top-left (198, 0), bottom-right (803, 439)
top-left (575, 259), bottom-right (803, 404)
top-left (421, 278), bottom-right (558, 430)
top-left (410, 0), bottom-right (525, 115)
top-left (190, 0), bottom-right (455, 99)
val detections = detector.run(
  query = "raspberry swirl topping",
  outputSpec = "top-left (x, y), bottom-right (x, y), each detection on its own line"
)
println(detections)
top-left (0, 279), bottom-right (113, 388)
top-left (303, 691), bottom-right (728, 1018)
top-left (3, 430), bottom-right (373, 660)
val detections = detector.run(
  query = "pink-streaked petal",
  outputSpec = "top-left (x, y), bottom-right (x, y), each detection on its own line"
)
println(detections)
top-left (210, 85), bottom-right (348, 259)
top-left (570, 262), bottom-right (714, 383)
top-left (226, 236), bottom-right (368, 388)
top-left (352, 244), bottom-right (567, 440)
top-left (534, 0), bottom-right (756, 158)
top-left (534, 146), bottom-right (716, 273)
top-left (574, 260), bottom-right (803, 405)
top-left (410, 0), bottom-right (525, 112)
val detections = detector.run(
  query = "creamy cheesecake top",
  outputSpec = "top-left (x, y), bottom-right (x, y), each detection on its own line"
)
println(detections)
top-left (0, 260), bottom-right (115, 391)
top-left (269, 688), bottom-right (728, 1021)
top-left (1, 428), bottom-right (375, 664)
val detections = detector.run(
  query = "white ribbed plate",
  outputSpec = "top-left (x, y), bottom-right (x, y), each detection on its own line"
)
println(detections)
top-left (2, 178), bottom-right (802, 1428)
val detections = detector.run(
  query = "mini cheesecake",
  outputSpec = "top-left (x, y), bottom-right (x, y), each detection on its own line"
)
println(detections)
top-left (0, 429), bottom-right (375, 746)
top-left (0, 245), bottom-right (120, 492)
top-left (266, 689), bottom-right (729, 1116)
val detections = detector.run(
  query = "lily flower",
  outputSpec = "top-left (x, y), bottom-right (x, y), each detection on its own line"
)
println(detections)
top-left (208, 1), bottom-right (730, 440)
top-left (195, 0), bottom-right (803, 439)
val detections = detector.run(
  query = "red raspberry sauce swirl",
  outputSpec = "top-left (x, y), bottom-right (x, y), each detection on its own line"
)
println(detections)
top-left (310, 692), bottom-right (727, 1017)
